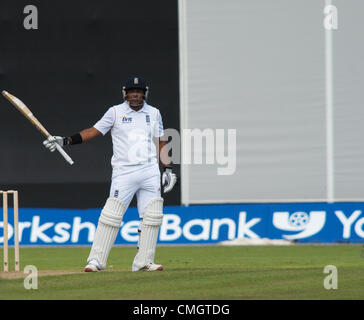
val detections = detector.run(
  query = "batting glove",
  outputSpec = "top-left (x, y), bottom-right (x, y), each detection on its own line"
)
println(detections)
top-left (42, 136), bottom-right (67, 152)
top-left (162, 167), bottom-right (177, 193)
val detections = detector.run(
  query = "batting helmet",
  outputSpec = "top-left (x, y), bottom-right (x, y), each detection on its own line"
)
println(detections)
top-left (122, 76), bottom-right (149, 101)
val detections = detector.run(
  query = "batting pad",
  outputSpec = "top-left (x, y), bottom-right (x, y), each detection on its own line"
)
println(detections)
top-left (87, 197), bottom-right (126, 269)
top-left (133, 197), bottom-right (164, 270)
top-left (98, 197), bottom-right (126, 227)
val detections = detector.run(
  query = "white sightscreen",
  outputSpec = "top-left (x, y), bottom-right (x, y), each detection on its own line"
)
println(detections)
top-left (333, 0), bottom-right (364, 200)
top-left (179, 0), bottom-right (364, 204)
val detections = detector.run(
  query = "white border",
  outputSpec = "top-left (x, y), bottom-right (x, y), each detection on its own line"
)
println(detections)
top-left (186, 198), bottom-right (364, 204)
top-left (325, 0), bottom-right (334, 203)
top-left (178, 0), bottom-right (190, 206)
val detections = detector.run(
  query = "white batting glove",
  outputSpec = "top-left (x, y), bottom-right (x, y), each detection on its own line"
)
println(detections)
top-left (42, 136), bottom-right (66, 152)
top-left (162, 167), bottom-right (177, 193)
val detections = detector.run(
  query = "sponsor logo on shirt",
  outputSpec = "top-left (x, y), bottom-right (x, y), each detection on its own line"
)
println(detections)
top-left (121, 116), bottom-right (132, 123)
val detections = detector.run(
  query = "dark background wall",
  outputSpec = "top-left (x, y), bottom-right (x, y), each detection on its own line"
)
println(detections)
top-left (0, 0), bottom-right (180, 208)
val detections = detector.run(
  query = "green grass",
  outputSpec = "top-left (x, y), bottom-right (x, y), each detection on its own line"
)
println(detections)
top-left (0, 245), bottom-right (363, 299)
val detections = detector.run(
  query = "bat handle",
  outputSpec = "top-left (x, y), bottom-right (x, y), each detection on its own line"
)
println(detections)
top-left (55, 143), bottom-right (74, 165)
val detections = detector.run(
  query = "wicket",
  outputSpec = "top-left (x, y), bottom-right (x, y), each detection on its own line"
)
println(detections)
top-left (1, 190), bottom-right (20, 272)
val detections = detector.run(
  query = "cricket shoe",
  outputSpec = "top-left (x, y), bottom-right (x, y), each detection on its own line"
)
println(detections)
top-left (132, 262), bottom-right (163, 272)
top-left (84, 259), bottom-right (103, 272)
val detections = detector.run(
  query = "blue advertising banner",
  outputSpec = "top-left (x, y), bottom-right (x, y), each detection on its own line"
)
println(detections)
top-left (1, 203), bottom-right (364, 245)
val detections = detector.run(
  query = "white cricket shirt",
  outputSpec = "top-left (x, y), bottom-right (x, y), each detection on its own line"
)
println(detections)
top-left (93, 101), bottom-right (164, 175)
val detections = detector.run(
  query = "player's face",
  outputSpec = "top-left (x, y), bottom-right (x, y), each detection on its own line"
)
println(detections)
top-left (126, 89), bottom-right (144, 108)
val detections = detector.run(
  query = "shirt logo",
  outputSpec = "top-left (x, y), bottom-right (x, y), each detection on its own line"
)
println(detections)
top-left (121, 116), bottom-right (132, 123)
top-left (146, 115), bottom-right (150, 124)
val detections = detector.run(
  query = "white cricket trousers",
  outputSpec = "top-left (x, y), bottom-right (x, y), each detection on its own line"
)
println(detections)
top-left (109, 164), bottom-right (161, 217)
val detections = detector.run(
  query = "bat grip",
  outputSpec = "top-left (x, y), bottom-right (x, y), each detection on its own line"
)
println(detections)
top-left (55, 143), bottom-right (74, 165)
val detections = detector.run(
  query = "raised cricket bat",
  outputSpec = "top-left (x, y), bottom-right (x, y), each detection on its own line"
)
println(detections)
top-left (2, 90), bottom-right (74, 165)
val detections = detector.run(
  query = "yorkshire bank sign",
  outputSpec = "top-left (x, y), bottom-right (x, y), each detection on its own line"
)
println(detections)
top-left (1, 203), bottom-right (364, 245)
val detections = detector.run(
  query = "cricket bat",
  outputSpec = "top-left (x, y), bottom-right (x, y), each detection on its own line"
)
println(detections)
top-left (2, 90), bottom-right (74, 165)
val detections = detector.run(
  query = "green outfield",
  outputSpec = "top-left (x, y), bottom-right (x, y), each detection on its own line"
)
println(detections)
top-left (0, 245), bottom-right (363, 300)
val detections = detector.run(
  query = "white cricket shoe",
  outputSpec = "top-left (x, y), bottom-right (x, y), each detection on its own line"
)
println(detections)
top-left (145, 263), bottom-right (163, 271)
top-left (132, 262), bottom-right (163, 272)
top-left (84, 259), bottom-right (103, 272)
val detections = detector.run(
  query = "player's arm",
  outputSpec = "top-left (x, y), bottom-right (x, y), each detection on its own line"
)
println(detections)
top-left (153, 111), bottom-right (176, 193)
top-left (43, 107), bottom-right (114, 152)
top-left (67, 127), bottom-right (102, 144)
top-left (159, 139), bottom-right (171, 167)
top-left (158, 137), bottom-right (177, 193)
top-left (42, 127), bottom-right (102, 152)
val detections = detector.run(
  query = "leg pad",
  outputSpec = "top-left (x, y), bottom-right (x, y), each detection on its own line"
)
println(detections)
top-left (87, 197), bottom-right (126, 269)
top-left (143, 198), bottom-right (164, 226)
top-left (133, 198), bottom-right (164, 270)
top-left (99, 197), bottom-right (126, 227)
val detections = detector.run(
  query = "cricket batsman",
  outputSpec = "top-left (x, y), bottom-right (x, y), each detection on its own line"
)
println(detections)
top-left (43, 76), bottom-right (177, 272)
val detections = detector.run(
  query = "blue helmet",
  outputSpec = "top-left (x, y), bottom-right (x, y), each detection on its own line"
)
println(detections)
top-left (122, 76), bottom-right (149, 101)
